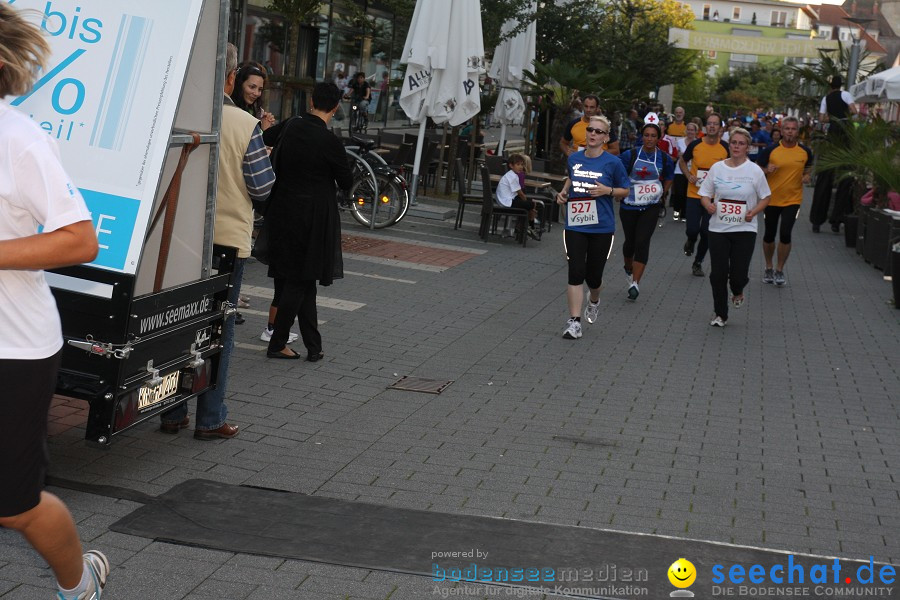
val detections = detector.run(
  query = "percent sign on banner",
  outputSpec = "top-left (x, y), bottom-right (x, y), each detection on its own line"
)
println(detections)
top-left (8, 0), bottom-right (203, 274)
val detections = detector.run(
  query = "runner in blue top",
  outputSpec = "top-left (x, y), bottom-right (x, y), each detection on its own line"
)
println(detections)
top-left (617, 120), bottom-right (675, 301)
top-left (555, 115), bottom-right (630, 339)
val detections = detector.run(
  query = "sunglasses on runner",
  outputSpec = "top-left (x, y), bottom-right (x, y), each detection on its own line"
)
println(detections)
top-left (585, 127), bottom-right (608, 134)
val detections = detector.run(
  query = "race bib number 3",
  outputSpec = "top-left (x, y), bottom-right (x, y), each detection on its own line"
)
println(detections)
top-left (716, 199), bottom-right (746, 224)
top-left (632, 181), bottom-right (663, 205)
top-left (567, 199), bottom-right (599, 226)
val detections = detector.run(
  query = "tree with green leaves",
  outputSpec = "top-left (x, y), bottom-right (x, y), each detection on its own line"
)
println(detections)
top-left (591, 0), bottom-right (695, 96)
top-left (714, 63), bottom-right (795, 112)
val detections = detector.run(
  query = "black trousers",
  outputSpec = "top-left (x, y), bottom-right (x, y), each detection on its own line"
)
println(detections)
top-left (670, 174), bottom-right (688, 215)
top-left (708, 231), bottom-right (756, 322)
top-left (810, 169), bottom-right (854, 226)
top-left (268, 279), bottom-right (320, 355)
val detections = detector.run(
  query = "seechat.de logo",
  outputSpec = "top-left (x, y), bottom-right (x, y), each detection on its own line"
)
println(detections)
top-left (668, 558), bottom-right (697, 598)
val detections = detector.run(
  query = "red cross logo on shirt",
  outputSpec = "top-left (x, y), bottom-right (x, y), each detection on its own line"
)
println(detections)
top-left (636, 166), bottom-right (651, 178)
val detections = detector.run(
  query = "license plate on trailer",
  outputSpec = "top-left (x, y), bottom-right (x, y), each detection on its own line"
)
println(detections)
top-left (137, 371), bottom-right (181, 411)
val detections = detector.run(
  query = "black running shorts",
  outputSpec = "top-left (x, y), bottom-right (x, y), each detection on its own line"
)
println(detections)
top-left (0, 350), bottom-right (62, 517)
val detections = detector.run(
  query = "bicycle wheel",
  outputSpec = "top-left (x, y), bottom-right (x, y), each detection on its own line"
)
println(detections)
top-left (348, 173), bottom-right (409, 229)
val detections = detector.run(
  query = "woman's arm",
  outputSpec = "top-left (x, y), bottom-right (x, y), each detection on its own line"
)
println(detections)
top-left (746, 195), bottom-right (770, 222)
top-left (0, 220), bottom-right (98, 270)
top-left (556, 178), bottom-right (571, 204)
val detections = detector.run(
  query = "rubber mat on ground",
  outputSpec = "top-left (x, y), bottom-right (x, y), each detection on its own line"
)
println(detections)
top-left (109, 479), bottom-right (885, 600)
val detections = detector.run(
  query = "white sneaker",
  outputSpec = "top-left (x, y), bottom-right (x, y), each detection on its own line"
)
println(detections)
top-left (627, 282), bottom-right (640, 301)
top-left (58, 550), bottom-right (109, 600)
top-left (709, 316), bottom-right (727, 327)
top-left (260, 328), bottom-right (299, 343)
top-left (583, 294), bottom-right (601, 324)
top-left (562, 318), bottom-right (582, 339)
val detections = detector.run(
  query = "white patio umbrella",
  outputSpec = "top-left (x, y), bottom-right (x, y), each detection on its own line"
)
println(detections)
top-left (850, 66), bottom-right (900, 103)
top-left (399, 0), bottom-right (485, 204)
top-left (488, 3), bottom-right (536, 155)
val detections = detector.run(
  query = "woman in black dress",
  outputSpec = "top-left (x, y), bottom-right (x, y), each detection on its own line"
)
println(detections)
top-left (261, 82), bottom-right (353, 360)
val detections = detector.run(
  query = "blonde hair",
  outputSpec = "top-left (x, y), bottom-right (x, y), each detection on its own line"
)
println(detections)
top-left (589, 115), bottom-right (610, 130)
top-left (729, 127), bottom-right (752, 145)
top-left (0, 4), bottom-right (50, 98)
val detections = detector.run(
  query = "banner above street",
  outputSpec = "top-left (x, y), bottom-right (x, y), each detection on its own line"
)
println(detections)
top-left (668, 28), bottom-right (839, 59)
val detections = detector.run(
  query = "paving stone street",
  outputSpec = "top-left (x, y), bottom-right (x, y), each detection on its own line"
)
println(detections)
top-left (2, 177), bottom-right (898, 599)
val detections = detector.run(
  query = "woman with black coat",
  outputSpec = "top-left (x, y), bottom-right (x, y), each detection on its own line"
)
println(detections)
top-left (261, 82), bottom-right (353, 360)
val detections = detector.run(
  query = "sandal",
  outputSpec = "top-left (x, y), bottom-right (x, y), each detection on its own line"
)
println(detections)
top-left (267, 348), bottom-right (301, 359)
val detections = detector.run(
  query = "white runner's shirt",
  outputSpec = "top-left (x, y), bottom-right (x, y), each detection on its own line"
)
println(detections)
top-left (496, 169), bottom-right (521, 208)
top-left (674, 137), bottom-right (688, 174)
top-left (0, 103), bottom-right (93, 359)
top-left (698, 159), bottom-right (771, 234)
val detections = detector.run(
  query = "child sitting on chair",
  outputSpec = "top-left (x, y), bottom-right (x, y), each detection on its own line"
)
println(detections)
top-left (496, 154), bottom-right (542, 241)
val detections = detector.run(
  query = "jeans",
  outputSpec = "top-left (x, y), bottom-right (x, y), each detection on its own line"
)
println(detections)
top-left (685, 197), bottom-right (711, 264)
top-left (162, 257), bottom-right (245, 430)
top-left (708, 231), bottom-right (756, 322)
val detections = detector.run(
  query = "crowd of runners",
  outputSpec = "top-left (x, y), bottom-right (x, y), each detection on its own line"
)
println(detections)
top-left (553, 92), bottom-right (831, 337)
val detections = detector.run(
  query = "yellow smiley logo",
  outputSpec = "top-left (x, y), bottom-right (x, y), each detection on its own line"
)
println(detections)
top-left (668, 558), bottom-right (697, 588)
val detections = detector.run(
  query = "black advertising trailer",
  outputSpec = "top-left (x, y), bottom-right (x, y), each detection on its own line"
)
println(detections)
top-left (14, 0), bottom-right (233, 445)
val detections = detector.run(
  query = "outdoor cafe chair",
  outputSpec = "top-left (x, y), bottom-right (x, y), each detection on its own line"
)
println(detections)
top-left (453, 158), bottom-right (482, 230)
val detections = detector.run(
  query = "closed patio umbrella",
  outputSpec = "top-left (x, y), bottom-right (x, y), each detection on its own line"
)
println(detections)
top-left (488, 3), bottom-right (536, 155)
top-left (399, 0), bottom-right (485, 204)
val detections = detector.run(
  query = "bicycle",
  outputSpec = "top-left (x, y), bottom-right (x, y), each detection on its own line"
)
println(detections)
top-left (340, 138), bottom-right (409, 229)
top-left (346, 97), bottom-right (369, 133)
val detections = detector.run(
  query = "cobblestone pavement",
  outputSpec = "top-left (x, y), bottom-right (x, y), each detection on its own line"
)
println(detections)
top-left (2, 187), bottom-right (898, 599)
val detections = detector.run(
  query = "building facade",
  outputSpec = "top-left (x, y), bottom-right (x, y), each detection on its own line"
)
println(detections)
top-left (228, 0), bottom-right (398, 117)
top-left (678, 0), bottom-right (886, 75)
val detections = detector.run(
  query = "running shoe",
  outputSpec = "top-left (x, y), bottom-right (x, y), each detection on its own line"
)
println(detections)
top-left (763, 268), bottom-right (775, 284)
top-left (624, 266), bottom-right (633, 283)
top-left (58, 550), bottom-right (110, 600)
top-left (774, 271), bottom-right (786, 286)
top-left (583, 295), bottom-right (601, 324)
top-left (238, 295), bottom-right (250, 308)
top-left (527, 226), bottom-right (541, 241)
top-left (731, 294), bottom-right (744, 308)
top-left (691, 262), bottom-right (704, 277)
top-left (683, 239), bottom-right (695, 256)
top-left (709, 316), bottom-right (727, 327)
top-left (562, 318), bottom-right (582, 339)
top-left (260, 328), bottom-right (299, 343)
top-left (673, 211), bottom-right (680, 221)
top-left (627, 282), bottom-right (640, 301)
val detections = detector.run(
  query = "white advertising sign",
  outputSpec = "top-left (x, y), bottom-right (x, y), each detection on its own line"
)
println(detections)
top-left (7, 0), bottom-right (204, 274)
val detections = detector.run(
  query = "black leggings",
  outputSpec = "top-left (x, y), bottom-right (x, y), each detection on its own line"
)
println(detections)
top-left (708, 231), bottom-right (756, 321)
top-left (619, 206), bottom-right (659, 264)
top-left (564, 230), bottom-right (614, 289)
top-left (670, 174), bottom-right (688, 214)
top-left (685, 196), bottom-right (711, 264)
top-left (763, 204), bottom-right (800, 244)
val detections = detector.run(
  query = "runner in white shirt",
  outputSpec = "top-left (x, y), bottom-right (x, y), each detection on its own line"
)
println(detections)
top-left (698, 127), bottom-right (771, 327)
top-left (0, 4), bottom-right (109, 598)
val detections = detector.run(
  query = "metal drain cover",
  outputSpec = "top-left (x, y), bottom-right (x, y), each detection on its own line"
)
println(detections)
top-left (388, 376), bottom-right (453, 394)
